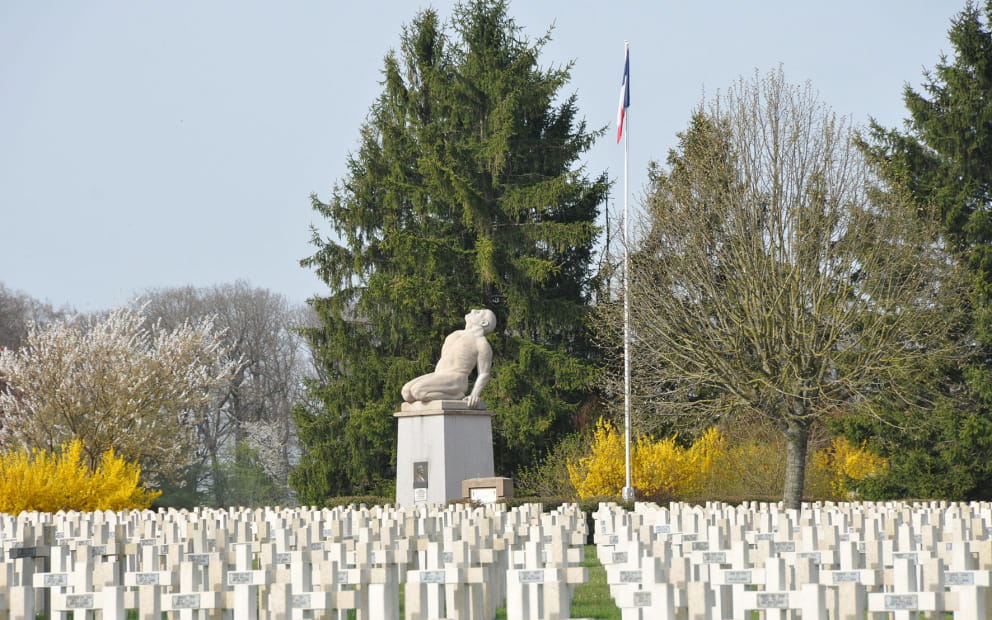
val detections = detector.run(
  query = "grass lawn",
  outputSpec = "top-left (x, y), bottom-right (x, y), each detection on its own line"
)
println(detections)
top-left (495, 544), bottom-right (620, 620)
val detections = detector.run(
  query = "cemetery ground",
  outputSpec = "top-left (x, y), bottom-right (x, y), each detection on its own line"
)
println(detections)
top-left (5, 500), bottom-right (992, 618)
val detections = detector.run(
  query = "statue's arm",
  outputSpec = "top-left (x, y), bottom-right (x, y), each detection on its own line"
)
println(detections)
top-left (465, 340), bottom-right (493, 409)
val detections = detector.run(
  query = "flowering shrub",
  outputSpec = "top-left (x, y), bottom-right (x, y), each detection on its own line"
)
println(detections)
top-left (0, 307), bottom-right (234, 481)
top-left (568, 420), bottom-right (887, 502)
top-left (567, 419), bottom-right (725, 501)
top-left (0, 440), bottom-right (160, 514)
top-left (808, 436), bottom-right (889, 499)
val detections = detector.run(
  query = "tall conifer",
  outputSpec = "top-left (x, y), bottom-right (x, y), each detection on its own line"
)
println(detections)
top-left (855, 1), bottom-right (992, 499)
top-left (291, 0), bottom-right (606, 501)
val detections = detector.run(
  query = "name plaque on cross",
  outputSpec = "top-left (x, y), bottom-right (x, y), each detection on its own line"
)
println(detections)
top-left (134, 573), bottom-right (160, 586)
top-left (227, 571), bottom-right (253, 585)
top-left (884, 594), bottom-right (919, 610)
top-left (66, 594), bottom-right (94, 609)
top-left (9, 547), bottom-right (37, 559)
top-left (291, 594), bottom-right (312, 608)
top-left (756, 593), bottom-right (789, 608)
top-left (172, 594), bottom-right (201, 609)
top-left (43, 573), bottom-right (68, 587)
top-left (519, 570), bottom-right (544, 583)
top-left (946, 572), bottom-right (976, 585)
top-left (619, 570), bottom-right (642, 583)
top-left (724, 570), bottom-right (751, 584)
top-left (420, 570), bottom-right (445, 583)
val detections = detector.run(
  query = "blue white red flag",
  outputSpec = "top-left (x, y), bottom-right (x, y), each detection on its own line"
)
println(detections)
top-left (616, 45), bottom-right (630, 143)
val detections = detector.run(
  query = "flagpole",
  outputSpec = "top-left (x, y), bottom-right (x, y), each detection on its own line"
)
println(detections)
top-left (620, 40), bottom-right (634, 503)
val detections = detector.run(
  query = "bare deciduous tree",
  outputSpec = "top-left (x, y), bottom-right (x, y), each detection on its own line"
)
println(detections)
top-left (0, 283), bottom-right (66, 350)
top-left (139, 281), bottom-right (310, 504)
top-left (602, 69), bottom-right (964, 509)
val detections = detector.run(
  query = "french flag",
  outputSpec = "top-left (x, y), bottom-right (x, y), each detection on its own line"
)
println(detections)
top-left (616, 45), bottom-right (629, 144)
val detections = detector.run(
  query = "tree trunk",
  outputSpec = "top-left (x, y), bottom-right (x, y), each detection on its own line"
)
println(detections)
top-left (782, 422), bottom-right (810, 511)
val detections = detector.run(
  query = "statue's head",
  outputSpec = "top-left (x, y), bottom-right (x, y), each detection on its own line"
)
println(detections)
top-left (466, 308), bottom-right (497, 334)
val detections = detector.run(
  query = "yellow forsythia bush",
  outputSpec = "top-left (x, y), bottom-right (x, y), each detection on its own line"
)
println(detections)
top-left (567, 419), bottom-right (725, 501)
top-left (808, 436), bottom-right (888, 500)
top-left (0, 440), bottom-right (161, 514)
top-left (568, 420), bottom-right (887, 502)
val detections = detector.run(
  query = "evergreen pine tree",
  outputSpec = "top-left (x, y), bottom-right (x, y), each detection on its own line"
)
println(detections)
top-left (854, 1), bottom-right (992, 499)
top-left (290, 0), bottom-right (606, 501)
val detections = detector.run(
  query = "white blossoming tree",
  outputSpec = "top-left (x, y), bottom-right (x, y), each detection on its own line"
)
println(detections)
top-left (0, 307), bottom-right (235, 483)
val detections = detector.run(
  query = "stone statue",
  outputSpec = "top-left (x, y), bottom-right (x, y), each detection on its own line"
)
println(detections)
top-left (401, 309), bottom-right (496, 409)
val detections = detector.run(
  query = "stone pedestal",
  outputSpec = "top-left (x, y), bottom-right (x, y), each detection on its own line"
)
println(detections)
top-left (394, 401), bottom-right (495, 506)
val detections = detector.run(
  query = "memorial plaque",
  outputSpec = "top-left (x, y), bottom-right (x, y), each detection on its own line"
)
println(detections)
top-left (608, 535), bottom-right (619, 545)
top-left (832, 571), bottom-right (860, 584)
top-left (893, 552), bottom-right (917, 562)
top-left (172, 594), bottom-right (200, 609)
top-left (756, 593), bottom-right (789, 608)
top-left (188, 553), bottom-right (210, 565)
top-left (442, 552), bottom-right (454, 563)
top-left (946, 572), bottom-right (976, 585)
top-left (413, 462), bottom-right (428, 488)
top-left (633, 591), bottom-right (652, 607)
top-left (653, 525), bottom-right (671, 534)
top-left (724, 570), bottom-right (752, 584)
top-left (227, 571), bottom-right (253, 585)
top-left (134, 573), bottom-right (159, 586)
top-left (275, 552), bottom-right (291, 564)
top-left (702, 552), bottom-right (727, 564)
top-left (140, 538), bottom-right (156, 546)
top-left (619, 570), bottom-right (642, 583)
top-left (612, 552), bottom-right (628, 563)
top-left (772, 542), bottom-right (795, 553)
top-left (89, 545), bottom-right (108, 557)
top-left (755, 533), bottom-right (774, 541)
top-left (336, 571), bottom-right (350, 584)
top-left (66, 594), bottom-right (94, 609)
top-left (309, 542), bottom-right (324, 552)
top-left (682, 534), bottom-right (698, 542)
top-left (884, 594), bottom-right (918, 610)
top-left (691, 541), bottom-right (709, 551)
top-left (414, 488), bottom-right (428, 502)
top-left (519, 570), bottom-right (544, 583)
top-left (421, 570), bottom-right (445, 584)
top-left (43, 573), bottom-right (68, 587)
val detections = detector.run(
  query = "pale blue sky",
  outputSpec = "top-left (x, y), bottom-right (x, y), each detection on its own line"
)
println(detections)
top-left (1, 1), bottom-right (960, 311)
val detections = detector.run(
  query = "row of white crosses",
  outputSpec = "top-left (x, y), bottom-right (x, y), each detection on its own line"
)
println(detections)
top-left (594, 500), bottom-right (992, 619)
top-left (0, 502), bottom-right (588, 620)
